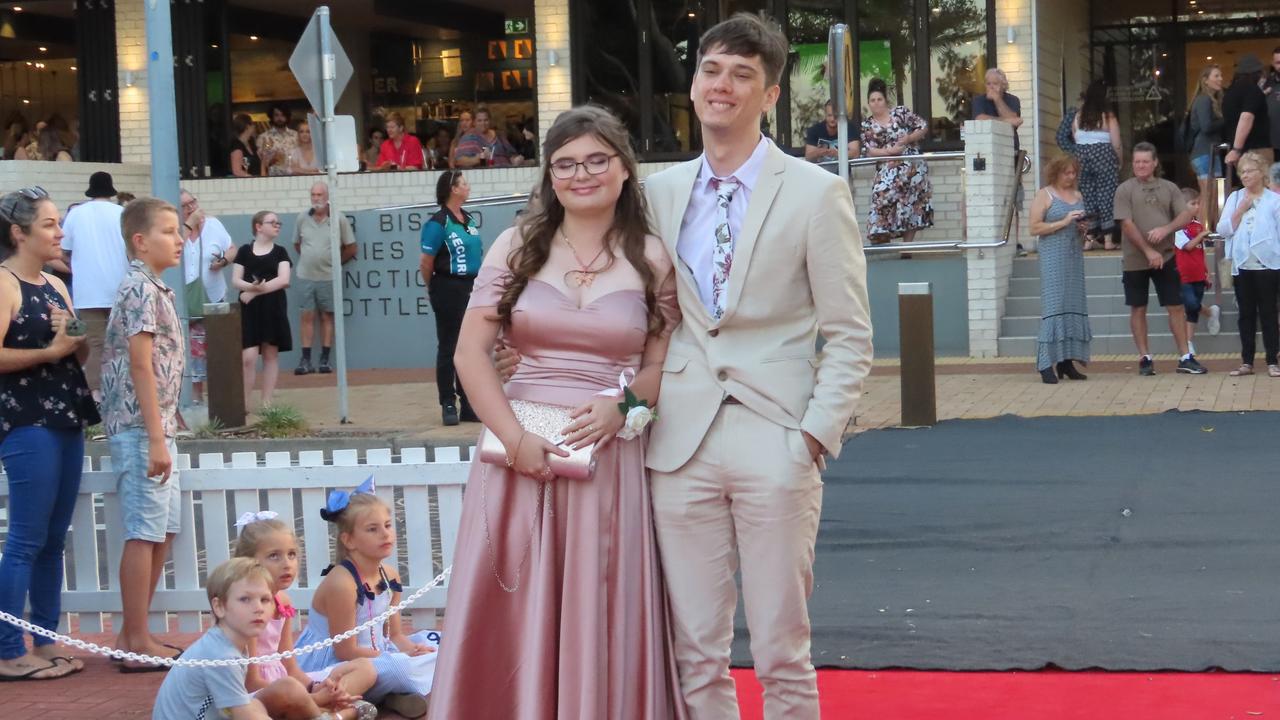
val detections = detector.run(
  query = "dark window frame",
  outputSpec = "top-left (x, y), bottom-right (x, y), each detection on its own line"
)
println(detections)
top-left (571, 0), bottom-right (996, 160)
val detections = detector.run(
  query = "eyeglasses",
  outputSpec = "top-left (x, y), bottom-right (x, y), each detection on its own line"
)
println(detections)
top-left (263, 220), bottom-right (282, 227)
top-left (549, 153), bottom-right (618, 180)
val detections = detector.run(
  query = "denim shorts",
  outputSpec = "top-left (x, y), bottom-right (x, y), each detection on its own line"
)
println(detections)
top-left (1190, 154), bottom-right (1222, 181)
top-left (109, 427), bottom-right (181, 542)
top-left (1181, 281), bottom-right (1207, 322)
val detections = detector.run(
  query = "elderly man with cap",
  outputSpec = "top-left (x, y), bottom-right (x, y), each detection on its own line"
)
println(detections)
top-left (60, 171), bottom-right (130, 396)
top-left (1223, 54), bottom-right (1273, 184)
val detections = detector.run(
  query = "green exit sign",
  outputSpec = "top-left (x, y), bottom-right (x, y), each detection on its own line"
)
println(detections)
top-left (504, 18), bottom-right (529, 34)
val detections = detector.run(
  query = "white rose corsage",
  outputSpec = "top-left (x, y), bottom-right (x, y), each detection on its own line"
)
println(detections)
top-left (615, 386), bottom-right (656, 441)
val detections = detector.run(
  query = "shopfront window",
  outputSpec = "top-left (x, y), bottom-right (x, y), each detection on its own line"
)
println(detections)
top-left (176, 0), bottom-right (538, 178)
top-left (573, 0), bottom-right (993, 159)
top-left (0, 1), bottom-right (117, 162)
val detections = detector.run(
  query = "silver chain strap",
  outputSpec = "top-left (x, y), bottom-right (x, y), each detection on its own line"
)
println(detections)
top-left (480, 461), bottom-right (553, 593)
top-left (0, 565), bottom-right (451, 668)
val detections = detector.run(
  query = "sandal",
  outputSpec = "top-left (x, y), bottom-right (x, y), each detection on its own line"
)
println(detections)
top-left (1269, 365), bottom-right (1280, 377)
top-left (0, 658), bottom-right (76, 681)
top-left (1229, 364), bottom-right (1254, 377)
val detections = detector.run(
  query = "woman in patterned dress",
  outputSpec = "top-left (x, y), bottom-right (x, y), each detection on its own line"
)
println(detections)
top-left (860, 78), bottom-right (933, 245)
top-left (1069, 81), bottom-right (1122, 250)
top-left (1029, 155), bottom-right (1092, 384)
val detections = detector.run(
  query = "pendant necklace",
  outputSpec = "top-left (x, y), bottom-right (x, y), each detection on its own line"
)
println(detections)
top-left (560, 230), bottom-right (608, 288)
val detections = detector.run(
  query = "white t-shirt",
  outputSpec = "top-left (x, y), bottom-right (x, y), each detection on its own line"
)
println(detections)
top-left (183, 216), bottom-right (235, 302)
top-left (61, 199), bottom-right (129, 309)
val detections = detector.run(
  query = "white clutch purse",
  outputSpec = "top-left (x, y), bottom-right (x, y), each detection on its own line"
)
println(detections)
top-left (478, 399), bottom-right (598, 480)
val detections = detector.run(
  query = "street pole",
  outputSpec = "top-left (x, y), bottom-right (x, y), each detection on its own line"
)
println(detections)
top-left (318, 7), bottom-right (350, 424)
top-left (144, 0), bottom-right (191, 402)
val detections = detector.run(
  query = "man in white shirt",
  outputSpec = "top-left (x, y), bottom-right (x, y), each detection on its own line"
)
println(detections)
top-left (61, 171), bottom-right (130, 394)
top-left (180, 190), bottom-right (236, 403)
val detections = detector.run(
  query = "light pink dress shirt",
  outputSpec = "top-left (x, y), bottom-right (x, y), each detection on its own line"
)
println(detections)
top-left (676, 135), bottom-right (772, 317)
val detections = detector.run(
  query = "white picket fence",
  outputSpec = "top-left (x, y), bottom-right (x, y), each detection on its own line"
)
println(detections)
top-left (0, 446), bottom-right (471, 634)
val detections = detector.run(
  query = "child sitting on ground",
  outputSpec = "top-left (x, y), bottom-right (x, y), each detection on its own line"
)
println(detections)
top-left (233, 511), bottom-right (379, 720)
top-left (1173, 187), bottom-right (1215, 356)
top-left (295, 479), bottom-right (439, 719)
top-left (153, 558), bottom-right (352, 720)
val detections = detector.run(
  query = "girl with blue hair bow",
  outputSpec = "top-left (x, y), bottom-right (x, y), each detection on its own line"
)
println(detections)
top-left (295, 480), bottom-right (439, 719)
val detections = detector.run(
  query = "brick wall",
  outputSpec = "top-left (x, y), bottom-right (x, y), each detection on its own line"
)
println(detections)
top-left (963, 120), bottom-right (1018, 357)
top-left (994, 0), bottom-right (1034, 248)
top-left (534, 0), bottom-right (571, 139)
top-left (846, 161), bottom-right (966, 243)
top-left (0, 161), bottom-right (152, 214)
top-left (116, 0), bottom-right (149, 164)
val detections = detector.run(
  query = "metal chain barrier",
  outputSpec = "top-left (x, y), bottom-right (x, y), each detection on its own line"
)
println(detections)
top-left (0, 566), bottom-right (451, 668)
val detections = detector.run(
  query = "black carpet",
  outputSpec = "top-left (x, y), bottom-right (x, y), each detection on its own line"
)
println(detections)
top-left (729, 411), bottom-right (1280, 672)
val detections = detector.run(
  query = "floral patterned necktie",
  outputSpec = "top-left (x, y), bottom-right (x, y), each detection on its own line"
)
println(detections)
top-left (710, 176), bottom-right (740, 321)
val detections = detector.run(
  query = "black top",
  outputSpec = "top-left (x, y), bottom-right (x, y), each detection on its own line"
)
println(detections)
top-left (232, 138), bottom-right (262, 176)
top-left (234, 243), bottom-right (290, 284)
top-left (0, 271), bottom-right (100, 439)
top-left (1222, 81), bottom-right (1270, 152)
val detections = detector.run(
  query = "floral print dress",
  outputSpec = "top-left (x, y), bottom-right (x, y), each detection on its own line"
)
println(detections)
top-left (861, 105), bottom-right (934, 240)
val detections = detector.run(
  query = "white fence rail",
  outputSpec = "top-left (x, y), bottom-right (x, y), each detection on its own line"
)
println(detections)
top-left (0, 446), bottom-right (471, 634)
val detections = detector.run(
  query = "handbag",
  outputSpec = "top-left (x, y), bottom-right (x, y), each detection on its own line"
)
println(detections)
top-left (184, 228), bottom-right (209, 317)
top-left (478, 399), bottom-right (598, 480)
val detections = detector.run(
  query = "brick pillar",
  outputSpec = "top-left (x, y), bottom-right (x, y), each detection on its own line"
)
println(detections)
top-left (535, 0), bottom-right (572, 137)
top-left (964, 120), bottom-right (1018, 358)
top-left (994, 0), bottom-right (1034, 249)
top-left (116, 0), bottom-right (150, 165)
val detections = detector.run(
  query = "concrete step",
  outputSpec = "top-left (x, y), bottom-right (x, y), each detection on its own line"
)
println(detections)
top-left (998, 332), bottom-right (1244, 358)
top-left (1009, 274), bottom-right (1142, 297)
top-left (1011, 254), bottom-right (1128, 279)
top-left (1001, 309), bottom-right (1238, 337)
top-left (1003, 293), bottom-right (1237, 316)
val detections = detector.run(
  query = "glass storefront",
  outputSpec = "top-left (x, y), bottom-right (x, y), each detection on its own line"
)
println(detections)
top-left (1089, 0), bottom-right (1280, 184)
top-left (573, 0), bottom-right (996, 160)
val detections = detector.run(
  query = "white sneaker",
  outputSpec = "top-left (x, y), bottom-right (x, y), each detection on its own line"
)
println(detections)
top-left (1207, 305), bottom-right (1221, 335)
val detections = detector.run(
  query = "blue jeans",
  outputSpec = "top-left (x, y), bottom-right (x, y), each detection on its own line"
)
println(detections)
top-left (0, 426), bottom-right (84, 659)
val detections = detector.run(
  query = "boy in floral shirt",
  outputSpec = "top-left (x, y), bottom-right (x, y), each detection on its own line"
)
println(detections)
top-left (100, 197), bottom-right (187, 671)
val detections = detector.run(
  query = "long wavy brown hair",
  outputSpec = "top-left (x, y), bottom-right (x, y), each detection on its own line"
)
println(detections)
top-left (496, 105), bottom-right (664, 335)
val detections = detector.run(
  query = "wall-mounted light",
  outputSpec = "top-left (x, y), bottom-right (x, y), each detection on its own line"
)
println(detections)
top-left (123, 70), bottom-right (135, 87)
top-left (1006, 27), bottom-right (1016, 44)
top-left (38, 46), bottom-right (46, 53)
top-left (547, 49), bottom-right (560, 67)
top-left (249, 35), bottom-right (259, 41)
top-left (12, 6), bottom-right (22, 12)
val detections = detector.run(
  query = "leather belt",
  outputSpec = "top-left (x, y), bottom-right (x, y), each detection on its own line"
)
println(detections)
top-left (722, 395), bottom-right (742, 405)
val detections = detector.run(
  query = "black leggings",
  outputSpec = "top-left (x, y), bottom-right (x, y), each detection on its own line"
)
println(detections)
top-left (1234, 269), bottom-right (1280, 366)
top-left (429, 275), bottom-right (475, 408)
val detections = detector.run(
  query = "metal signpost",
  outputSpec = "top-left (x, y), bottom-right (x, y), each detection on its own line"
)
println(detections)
top-left (828, 24), bottom-right (854, 184)
top-left (290, 7), bottom-right (355, 423)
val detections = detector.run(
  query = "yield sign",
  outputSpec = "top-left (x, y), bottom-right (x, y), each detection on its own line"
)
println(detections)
top-left (289, 8), bottom-right (354, 112)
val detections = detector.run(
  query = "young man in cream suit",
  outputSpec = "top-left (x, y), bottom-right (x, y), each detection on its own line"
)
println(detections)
top-left (643, 13), bottom-right (872, 719)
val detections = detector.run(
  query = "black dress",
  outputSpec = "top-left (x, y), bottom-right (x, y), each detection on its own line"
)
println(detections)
top-left (232, 137), bottom-right (262, 177)
top-left (234, 243), bottom-right (293, 351)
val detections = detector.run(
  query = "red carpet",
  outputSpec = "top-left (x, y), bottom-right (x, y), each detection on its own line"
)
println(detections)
top-left (730, 669), bottom-right (1280, 719)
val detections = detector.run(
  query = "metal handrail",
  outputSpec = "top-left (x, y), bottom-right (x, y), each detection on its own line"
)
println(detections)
top-left (816, 150), bottom-right (966, 170)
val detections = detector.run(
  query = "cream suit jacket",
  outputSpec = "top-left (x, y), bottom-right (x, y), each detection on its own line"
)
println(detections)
top-left (643, 143), bottom-right (874, 473)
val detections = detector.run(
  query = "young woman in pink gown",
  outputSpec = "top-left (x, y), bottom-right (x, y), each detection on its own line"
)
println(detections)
top-left (427, 106), bottom-right (687, 719)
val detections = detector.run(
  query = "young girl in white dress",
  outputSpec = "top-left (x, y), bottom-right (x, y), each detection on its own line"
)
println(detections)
top-left (295, 483), bottom-right (439, 719)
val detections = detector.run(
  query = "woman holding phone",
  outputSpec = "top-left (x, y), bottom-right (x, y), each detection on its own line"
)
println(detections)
top-left (1029, 154), bottom-right (1092, 384)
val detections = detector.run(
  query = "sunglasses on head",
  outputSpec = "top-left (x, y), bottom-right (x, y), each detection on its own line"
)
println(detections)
top-left (16, 186), bottom-right (48, 200)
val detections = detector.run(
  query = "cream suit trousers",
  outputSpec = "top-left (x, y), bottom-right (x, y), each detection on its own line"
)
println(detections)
top-left (651, 402), bottom-right (823, 720)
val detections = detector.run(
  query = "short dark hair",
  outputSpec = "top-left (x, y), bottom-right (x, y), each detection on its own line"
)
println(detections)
top-left (474, 106), bottom-right (492, 120)
top-left (697, 12), bottom-right (788, 87)
top-left (436, 170), bottom-right (463, 208)
top-left (269, 104), bottom-right (291, 121)
top-left (120, 197), bottom-right (178, 259)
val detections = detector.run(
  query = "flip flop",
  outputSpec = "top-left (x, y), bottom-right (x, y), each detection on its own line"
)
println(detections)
top-left (113, 644), bottom-right (182, 663)
top-left (0, 660), bottom-right (74, 681)
top-left (45, 656), bottom-right (85, 675)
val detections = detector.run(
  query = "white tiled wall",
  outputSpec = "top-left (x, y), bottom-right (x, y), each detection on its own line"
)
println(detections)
top-left (0, 162), bottom-right (152, 214)
top-left (963, 120), bottom-right (1019, 357)
top-left (116, 0), bottom-right (150, 165)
